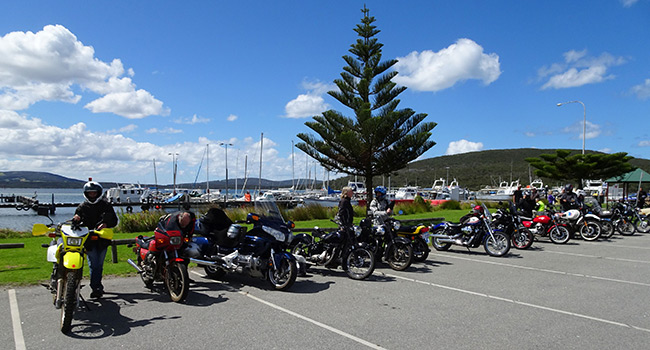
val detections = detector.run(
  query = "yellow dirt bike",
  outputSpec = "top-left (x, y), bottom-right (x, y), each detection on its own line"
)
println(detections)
top-left (33, 218), bottom-right (113, 333)
top-left (394, 220), bottom-right (430, 263)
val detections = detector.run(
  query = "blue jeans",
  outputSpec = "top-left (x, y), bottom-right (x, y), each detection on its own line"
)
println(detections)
top-left (86, 246), bottom-right (108, 292)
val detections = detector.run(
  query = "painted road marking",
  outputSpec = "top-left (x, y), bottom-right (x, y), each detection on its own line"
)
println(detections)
top-left (190, 271), bottom-right (388, 350)
top-left (433, 252), bottom-right (650, 287)
top-left (387, 273), bottom-right (650, 333)
top-left (8, 290), bottom-right (26, 350)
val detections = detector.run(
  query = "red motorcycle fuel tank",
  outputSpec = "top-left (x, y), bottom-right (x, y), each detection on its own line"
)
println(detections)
top-left (533, 215), bottom-right (551, 224)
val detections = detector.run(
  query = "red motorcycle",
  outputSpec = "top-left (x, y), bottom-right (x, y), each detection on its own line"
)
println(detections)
top-left (127, 213), bottom-right (192, 303)
top-left (520, 208), bottom-right (571, 244)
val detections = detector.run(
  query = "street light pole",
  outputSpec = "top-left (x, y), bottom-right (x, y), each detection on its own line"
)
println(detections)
top-left (220, 142), bottom-right (233, 204)
top-left (557, 100), bottom-right (586, 155)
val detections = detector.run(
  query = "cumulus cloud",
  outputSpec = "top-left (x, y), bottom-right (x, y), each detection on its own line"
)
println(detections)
top-left (393, 38), bottom-right (501, 92)
top-left (630, 79), bottom-right (650, 100)
top-left (145, 127), bottom-right (183, 134)
top-left (446, 139), bottom-right (484, 155)
top-left (621, 0), bottom-right (639, 7)
top-left (561, 120), bottom-right (602, 140)
top-left (538, 50), bottom-right (626, 90)
top-left (283, 80), bottom-right (333, 118)
top-left (174, 114), bottom-right (210, 125)
top-left (227, 114), bottom-right (238, 122)
top-left (0, 25), bottom-right (168, 118)
top-left (638, 141), bottom-right (650, 147)
top-left (107, 124), bottom-right (138, 134)
top-left (0, 110), bottom-right (298, 182)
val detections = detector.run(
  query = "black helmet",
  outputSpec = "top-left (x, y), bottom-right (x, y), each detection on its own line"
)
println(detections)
top-left (564, 184), bottom-right (573, 192)
top-left (83, 181), bottom-right (103, 204)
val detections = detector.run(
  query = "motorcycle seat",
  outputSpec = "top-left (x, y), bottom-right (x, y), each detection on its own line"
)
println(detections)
top-left (446, 222), bottom-right (463, 228)
top-left (398, 225), bottom-right (420, 234)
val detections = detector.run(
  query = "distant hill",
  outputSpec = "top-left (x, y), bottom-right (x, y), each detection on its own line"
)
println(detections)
top-left (3, 148), bottom-right (650, 190)
top-left (0, 171), bottom-right (86, 188)
top-left (329, 148), bottom-right (650, 191)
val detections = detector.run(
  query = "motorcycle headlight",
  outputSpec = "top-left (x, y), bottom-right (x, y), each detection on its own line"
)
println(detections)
top-left (354, 226), bottom-right (362, 237)
top-left (66, 237), bottom-right (83, 247)
top-left (263, 225), bottom-right (286, 242)
top-left (376, 226), bottom-right (386, 235)
top-left (392, 221), bottom-right (401, 230)
top-left (170, 236), bottom-right (182, 246)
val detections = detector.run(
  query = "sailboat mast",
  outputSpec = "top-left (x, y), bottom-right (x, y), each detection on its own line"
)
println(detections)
top-left (206, 144), bottom-right (210, 194)
top-left (258, 133), bottom-right (263, 195)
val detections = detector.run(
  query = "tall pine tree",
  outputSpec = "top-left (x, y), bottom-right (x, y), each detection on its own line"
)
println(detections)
top-left (296, 6), bottom-right (437, 207)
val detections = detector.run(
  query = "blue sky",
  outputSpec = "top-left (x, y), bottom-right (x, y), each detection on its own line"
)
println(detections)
top-left (1, 0), bottom-right (649, 186)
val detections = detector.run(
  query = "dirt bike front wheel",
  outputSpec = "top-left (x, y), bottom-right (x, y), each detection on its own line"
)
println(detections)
top-left (60, 270), bottom-right (79, 333)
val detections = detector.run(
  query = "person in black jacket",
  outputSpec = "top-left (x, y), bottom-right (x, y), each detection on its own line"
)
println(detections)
top-left (72, 180), bottom-right (118, 299)
top-left (337, 186), bottom-right (355, 227)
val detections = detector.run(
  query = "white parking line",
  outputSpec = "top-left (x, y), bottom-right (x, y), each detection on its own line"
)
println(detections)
top-left (433, 253), bottom-right (650, 287)
top-left (8, 289), bottom-right (26, 350)
top-left (387, 273), bottom-right (650, 333)
top-left (190, 271), bottom-right (388, 350)
top-left (544, 250), bottom-right (650, 264)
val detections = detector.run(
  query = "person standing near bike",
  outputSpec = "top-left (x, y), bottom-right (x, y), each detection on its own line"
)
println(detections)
top-left (337, 186), bottom-right (355, 227)
top-left (72, 180), bottom-right (118, 298)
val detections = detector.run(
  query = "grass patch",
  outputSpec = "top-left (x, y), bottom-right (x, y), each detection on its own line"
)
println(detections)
top-left (1, 204), bottom-right (475, 286)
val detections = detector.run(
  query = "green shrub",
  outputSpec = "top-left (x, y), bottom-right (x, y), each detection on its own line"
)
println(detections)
top-left (438, 200), bottom-right (461, 210)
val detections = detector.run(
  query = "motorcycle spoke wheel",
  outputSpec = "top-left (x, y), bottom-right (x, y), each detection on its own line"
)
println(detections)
top-left (60, 270), bottom-right (78, 334)
top-left (635, 218), bottom-right (650, 233)
top-left (617, 221), bottom-right (635, 236)
top-left (484, 232), bottom-right (510, 257)
top-left (290, 242), bottom-right (309, 257)
top-left (579, 222), bottom-right (601, 241)
top-left (412, 238), bottom-right (430, 262)
top-left (600, 221), bottom-right (614, 239)
top-left (344, 248), bottom-right (375, 280)
top-left (166, 263), bottom-right (189, 303)
top-left (267, 257), bottom-right (297, 291)
top-left (511, 228), bottom-right (534, 249)
top-left (386, 242), bottom-right (413, 271)
top-left (431, 228), bottom-right (451, 251)
top-left (549, 226), bottom-right (570, 244)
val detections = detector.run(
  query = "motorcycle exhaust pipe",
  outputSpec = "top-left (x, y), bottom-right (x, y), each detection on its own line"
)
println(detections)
top-left (126, 258), bottom-right (143, 274)
top-left (429, 234), bottom-right (459, 243)
top-left (189, 258), bottom-right (222, 267)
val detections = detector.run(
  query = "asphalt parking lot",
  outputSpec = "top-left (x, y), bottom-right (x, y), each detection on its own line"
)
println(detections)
top-left (3, 233), bottom-right (650, 350)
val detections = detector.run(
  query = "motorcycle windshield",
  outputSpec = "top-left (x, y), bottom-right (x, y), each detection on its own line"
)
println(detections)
top-left (483, 203), bottom-right (493, 221)
top-left (254, 200), bottom-right (286, 224)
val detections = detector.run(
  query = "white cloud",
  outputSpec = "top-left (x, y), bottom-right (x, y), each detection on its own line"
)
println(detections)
top-left (145, 127), bottom-right (183, 134)
top-left (621, 0), bottom-right (639, 7)
top-left (630, 79), bottom-right (650, 100)
top-left (0, 109), bottom-right (299, 182)
top-left (174, 114), bottom-right (210, 125)
top-left (639, 141), bottom-right (650, 147)
top-left (0, 25), bottom-right (167, 118)
top-left (393, 38), bottom-right (501, 92)
top-left (446, 139), bottom-right (484, 155)
top-left (539, 50), bottom-right (625, 90)
top-left (107, 124), bottom-right (138, 134)
top-left (283, 80), bottom-right (333, 118)
top-left (561, 120), bottom-right (601, 140)
top-left (227, 114), bottom-right (238, 122)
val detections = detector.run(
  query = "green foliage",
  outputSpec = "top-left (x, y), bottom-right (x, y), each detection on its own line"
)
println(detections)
top-left (438, 200), bottom-right (462, 210)
top-left (296, 6), bottom-right (436, 207)
top-left (526, 149), bottom-right (635, 188)
top-left (0, 228), bottom-right (31, 239)
top-left (286, 205), bottom-right (336, 221)
top-left (116, 210), bottom-right (165, 233)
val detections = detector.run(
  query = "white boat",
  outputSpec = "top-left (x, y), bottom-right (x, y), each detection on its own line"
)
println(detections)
top-left (394, 186), bottom-right (420, 200)
top-left (582, 179), bottom-right (604, 197)
top-left (105, 184), bottom-right (145, 204)
top-left (476, 180), bottom-right (520, 201)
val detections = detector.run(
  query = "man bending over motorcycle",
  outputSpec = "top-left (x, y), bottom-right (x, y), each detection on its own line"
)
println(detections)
top-left (71, 180), bottom-right (118, 299)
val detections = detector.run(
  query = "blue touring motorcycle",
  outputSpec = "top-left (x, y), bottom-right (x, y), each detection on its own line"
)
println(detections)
top-left (184, 201), bottom-right (298, 291)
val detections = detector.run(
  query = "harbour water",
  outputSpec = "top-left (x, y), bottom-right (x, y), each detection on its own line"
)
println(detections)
top-left (1, 188), bottom-right (122, 231)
